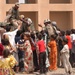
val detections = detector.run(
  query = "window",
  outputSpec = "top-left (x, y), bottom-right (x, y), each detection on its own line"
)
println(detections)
top-left (6, 0), bottom-right (37, 4)
top-left (49, 0), bottom-right (72, 4)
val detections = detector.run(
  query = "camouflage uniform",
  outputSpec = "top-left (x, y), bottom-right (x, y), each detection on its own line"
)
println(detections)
top-left (4, 3), bottom-right (19, 30)
top-left (20, 18), bottom-right (34, 32)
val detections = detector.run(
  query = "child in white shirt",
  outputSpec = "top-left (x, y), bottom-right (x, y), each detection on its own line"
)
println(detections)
top-left (60, 38), bottom-right (72, 74)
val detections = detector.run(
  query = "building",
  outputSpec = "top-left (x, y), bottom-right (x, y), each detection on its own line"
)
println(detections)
top-left (0, 0), bottom-right (75, 31)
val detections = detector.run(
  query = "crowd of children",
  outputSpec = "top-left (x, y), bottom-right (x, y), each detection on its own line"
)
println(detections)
top-left (0, 27), bottom-right (75, 75)
top-left (0, 16), bottom-right (75, 75)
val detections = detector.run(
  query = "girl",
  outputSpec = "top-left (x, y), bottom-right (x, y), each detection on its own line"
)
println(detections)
top-left (0, 49), bottom-right (17, 75)
top-left (23, 32), bottom-right (33, 73)
top-left (60, 38), bottom-right (72, 74)
top-left (1, 38), bottom-right (19, 73)
top-left (48, 35), bottom-right (57, 71)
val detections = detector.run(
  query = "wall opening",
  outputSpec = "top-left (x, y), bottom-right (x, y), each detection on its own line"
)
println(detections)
top-left (50, 11), bottom-right (73, 31)
top-left (6, 0), bottom-right (37, 4)
top-left (49, 0), bottom-right (72, 4)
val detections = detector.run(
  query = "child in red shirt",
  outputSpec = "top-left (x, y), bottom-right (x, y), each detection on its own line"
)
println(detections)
top-left (37, 33), bottom-right (46, 74)
top-left (66, 30), bottom-right (72, 50)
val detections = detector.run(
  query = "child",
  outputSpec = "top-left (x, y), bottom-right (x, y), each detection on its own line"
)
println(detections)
top-left (0, 43), bottom-right (4, 56)
top-left (31, 32), bottom-right (39, 72)
top-left (0, 49), bottom-right (17, 75)
top-left (48, 35), bottom-right (57, 71)
top-left (41, 30), bottom-right (50, 72)
top-left (60, 38), bottom-right (72, 74)
top-left (1, 38), bottom-right (19, 73)
top-left (65, 30), bottom-right (72, 67)
top-left (37, 33), bottom-right (46, 74)
top-left (17, 33), bottom-right (25, 72)
top-left (23, 32), bottom-right (33, 73)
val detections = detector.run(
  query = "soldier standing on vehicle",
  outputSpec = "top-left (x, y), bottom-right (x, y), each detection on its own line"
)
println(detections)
top-left (4, 2), bottom-right (20, 30)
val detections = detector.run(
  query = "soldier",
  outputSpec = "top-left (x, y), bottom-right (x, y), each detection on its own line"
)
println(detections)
top-left (51, 21), bottom-right (60, 35)
top-left (20, 16), bottom-right (33, 32)
top-left (19, 15), bottom-right (29, 32)
top-left (4, 2), bottom-right (20, 30)
top-left (44, 19), bottom-right (55, 39)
